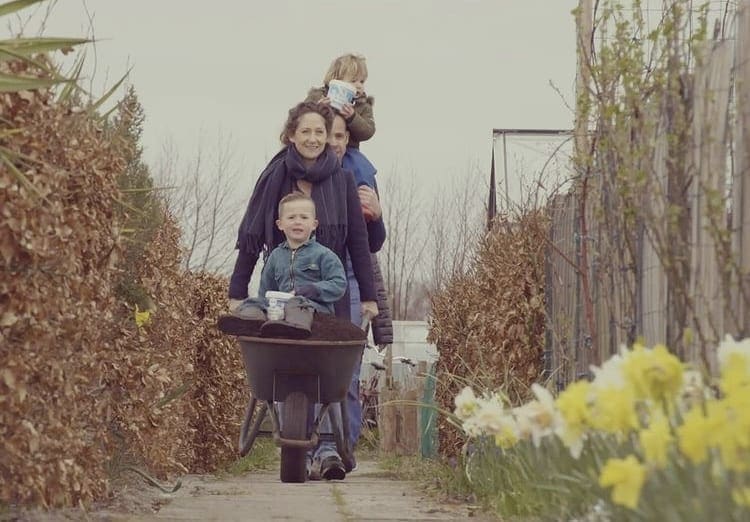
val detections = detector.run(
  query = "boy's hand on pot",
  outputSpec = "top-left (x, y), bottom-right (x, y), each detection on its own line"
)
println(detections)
top-left (228, 299), bottom-right (243, 312)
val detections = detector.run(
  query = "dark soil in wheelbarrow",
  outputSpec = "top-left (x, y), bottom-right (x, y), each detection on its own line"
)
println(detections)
top-left (217, 312), bottom-right (367, 342)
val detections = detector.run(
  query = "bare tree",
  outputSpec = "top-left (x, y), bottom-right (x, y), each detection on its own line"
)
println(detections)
top-left (426, 161), bottom-right (485, 293)
top-left (380, 168), bottom-right (429, 320)
top-left (154, 131), bottom-right (245, 274)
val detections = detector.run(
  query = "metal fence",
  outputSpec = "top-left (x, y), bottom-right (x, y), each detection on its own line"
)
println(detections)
top-left (544, 2), bottom-right (750, 387)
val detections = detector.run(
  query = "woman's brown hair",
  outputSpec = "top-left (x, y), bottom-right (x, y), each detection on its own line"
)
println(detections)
top-left (280, 101), bottom-right (335, 145)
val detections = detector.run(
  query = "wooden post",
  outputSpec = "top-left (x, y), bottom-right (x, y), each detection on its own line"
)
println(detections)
top-left (732, 0), bottom-right (750, 338)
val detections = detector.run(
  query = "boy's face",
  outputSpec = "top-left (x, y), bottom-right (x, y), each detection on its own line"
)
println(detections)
top-left (276, 199), bottom-right (318, 246)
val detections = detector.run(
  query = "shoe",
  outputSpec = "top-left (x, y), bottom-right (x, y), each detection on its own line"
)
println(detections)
top-left (345, 453), bottom-right (357, 473)
top-left (260, 297), bottom-right (314, 339)
top-left (319, 456), bottom-right (346, 481)
top-left (306, 455), bottom-right (320, 481)
top-left (217, 303), bottom-right (266, 336)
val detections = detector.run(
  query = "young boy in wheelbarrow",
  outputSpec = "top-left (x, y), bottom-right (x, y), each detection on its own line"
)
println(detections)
top-left (218, 191), bottom-right (354, 480)
top-left (218, 191), bottom-right (347, 339)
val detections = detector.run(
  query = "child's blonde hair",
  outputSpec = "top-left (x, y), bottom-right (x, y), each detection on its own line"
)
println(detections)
top-left (323, 53), bottom-right (368, 86)
top-left (278, 191), bottom-right (316, 217)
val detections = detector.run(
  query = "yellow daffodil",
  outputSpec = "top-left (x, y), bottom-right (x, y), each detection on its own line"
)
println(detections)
top-left (706, 399), bottom-right (750, 472)
top-left (718, 335), bottom-right (750, 372)
top-left (555, 380), bottom-right (592, 458)
top-left (732, 487), bottom-right (750, 507)
top-left (590, 386), bottom-right (639, 435)
top-left (720, 352), bottom-right (750, 397)
top-left (599, 455), bottom-right (647, 509)
top-left (493, 419), bottom-right (520, 449)
top-left (623, 344), bottom-right (683, 402)
top-left (134, 304), bottom-right (151, 329)
top-left (677, 406), bottom-right (712, 464)
top-left (638, 414), bottom-right (672, 468)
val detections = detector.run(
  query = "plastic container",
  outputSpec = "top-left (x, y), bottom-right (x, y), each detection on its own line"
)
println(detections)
top-left (327, 80), bottom-right (356, 110)
top-left (265, 291), bottom-right (294, 321)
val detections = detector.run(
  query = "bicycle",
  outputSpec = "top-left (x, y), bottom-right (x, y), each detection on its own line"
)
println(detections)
top-left (360, 360), bottom-right (385, 430)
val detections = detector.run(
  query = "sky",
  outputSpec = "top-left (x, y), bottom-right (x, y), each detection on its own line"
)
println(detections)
top-left (16, 0), bottom-right (580, 206)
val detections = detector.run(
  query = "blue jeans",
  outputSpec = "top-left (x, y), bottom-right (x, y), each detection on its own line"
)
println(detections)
top-left (345, 259), bottom-right (363, 448)
top-left (312, 259), bottom-right (363, 464)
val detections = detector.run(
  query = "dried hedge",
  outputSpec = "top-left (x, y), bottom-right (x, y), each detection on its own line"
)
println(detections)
top-left (428, 212), bottom-right (548, 458)
top-left (0, 64), bottom-right (245, 508)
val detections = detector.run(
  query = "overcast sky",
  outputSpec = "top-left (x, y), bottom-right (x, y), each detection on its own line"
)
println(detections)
top-left (18, 0), bottom-right (579, 203)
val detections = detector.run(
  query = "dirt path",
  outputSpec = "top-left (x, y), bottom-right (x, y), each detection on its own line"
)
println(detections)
top-left (13, 458), bottom-right (493, 522)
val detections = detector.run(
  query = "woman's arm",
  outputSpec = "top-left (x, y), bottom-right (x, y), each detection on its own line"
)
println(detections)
top-left (367, 218), bottom-right (386, 253)
top-left (343, 173), bottom-right (376, 302)
top-left (228, 249), bottom-right (259, 300)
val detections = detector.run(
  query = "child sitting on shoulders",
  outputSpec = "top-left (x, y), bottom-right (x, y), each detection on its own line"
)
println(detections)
top-left (306, 53), bottom-right (377, 189)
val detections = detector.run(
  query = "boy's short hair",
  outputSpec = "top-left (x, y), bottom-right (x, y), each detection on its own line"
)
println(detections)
top-left (278, 191), bottom-right (316, 217)
top-left (324, 53), bottom-right (368, 85)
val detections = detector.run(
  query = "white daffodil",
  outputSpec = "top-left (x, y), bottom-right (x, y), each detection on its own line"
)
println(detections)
top-left (591, 349), bottom-right (627, 390)
top-left (472, 395), bottom-right (511, 435)
top-left (454, 386), bottom-right (479, 420)
top-left (512, 385), bottom-right (559, 447)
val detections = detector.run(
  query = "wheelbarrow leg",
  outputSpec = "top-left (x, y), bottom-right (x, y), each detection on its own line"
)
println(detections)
top-left (331, 401), bottom-right (354, 472)
top-left (239, 397), bottom-right (268, 457)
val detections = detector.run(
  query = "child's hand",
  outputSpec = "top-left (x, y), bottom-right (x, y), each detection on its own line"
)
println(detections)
top-left (340, 103), bottom-right (355, 119)
top-left (229, 299), bottom-right (243, 312)
top-left (318, 96), bottom-right (332, 106)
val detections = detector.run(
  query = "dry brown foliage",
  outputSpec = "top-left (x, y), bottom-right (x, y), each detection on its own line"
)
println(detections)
top-left (0, 62), bottom-right (245, 508)
top-left (428, 212), bottom-right (548, 457)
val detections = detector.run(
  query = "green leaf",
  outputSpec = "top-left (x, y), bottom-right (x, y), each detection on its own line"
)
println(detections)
top-left (0, 150), bottom-right (45, 200)
top-left (88, 67), bottom-right (131, 116)
top-left (0, 37), bottom-right (90, 61)
top-left (0, 0), bottom-right (45, 18)
top-left (57, 51), bottom-right (86, 103)
top-left (0, 71), bottom-right (67, 92)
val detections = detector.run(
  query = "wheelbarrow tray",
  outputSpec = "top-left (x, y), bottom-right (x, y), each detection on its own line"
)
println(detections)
top-left (238, 336), bottom-right (364, 404)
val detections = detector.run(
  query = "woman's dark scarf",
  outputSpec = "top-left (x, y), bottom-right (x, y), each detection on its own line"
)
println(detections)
top-left (236, 144), bottom-right (349, 259)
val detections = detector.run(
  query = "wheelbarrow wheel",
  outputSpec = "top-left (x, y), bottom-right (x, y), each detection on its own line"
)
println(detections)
top-left (239, 397), bottom-right (267, 457)
top-left (280, 392), bottom-right (308, 483)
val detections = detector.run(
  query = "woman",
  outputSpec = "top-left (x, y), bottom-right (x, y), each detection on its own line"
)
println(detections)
top-left (228, 101), bottom-right (378, 322)
top-left (228, 101), bottom-right (378, 480)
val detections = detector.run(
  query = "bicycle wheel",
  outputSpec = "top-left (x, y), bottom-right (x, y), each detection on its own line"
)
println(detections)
top-left (280, 392), bottom-right (308, 483)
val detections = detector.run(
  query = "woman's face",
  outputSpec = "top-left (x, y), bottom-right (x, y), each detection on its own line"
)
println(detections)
top-left (289, 112), bottom-right (327, 163)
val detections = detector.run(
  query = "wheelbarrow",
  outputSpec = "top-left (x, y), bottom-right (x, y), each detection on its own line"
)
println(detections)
top-left (236, 328), bottom-right (365, 483)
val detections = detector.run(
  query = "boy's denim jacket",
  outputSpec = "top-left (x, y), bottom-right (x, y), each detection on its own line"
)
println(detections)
top-left (258, 238), bottom-right (346, 313)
